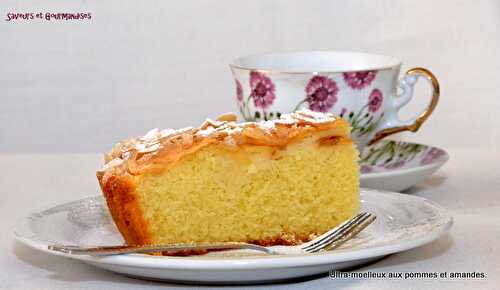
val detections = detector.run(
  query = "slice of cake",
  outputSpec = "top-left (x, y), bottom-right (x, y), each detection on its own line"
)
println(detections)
top-left (97, 109), bottom-right (360, 248)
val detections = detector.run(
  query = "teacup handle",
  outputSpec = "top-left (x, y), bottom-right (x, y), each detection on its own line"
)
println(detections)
top-left (368, 67), bottom-right (440, 145)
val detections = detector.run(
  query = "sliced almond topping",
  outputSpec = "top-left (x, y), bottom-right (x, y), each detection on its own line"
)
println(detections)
top-left (216, 112), bottom-right (237, 122)
top-left (101, 108), bottom-right (346, 175)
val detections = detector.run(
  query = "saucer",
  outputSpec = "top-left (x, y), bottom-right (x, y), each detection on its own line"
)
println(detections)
top-left (360, 140), bottom-right (449, 192)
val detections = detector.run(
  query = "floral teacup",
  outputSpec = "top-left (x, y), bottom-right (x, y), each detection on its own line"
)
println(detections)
top-left (230, 51), bottom-right (440, 150)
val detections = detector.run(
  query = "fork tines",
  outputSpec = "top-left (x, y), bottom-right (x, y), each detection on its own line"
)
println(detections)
top-left (302, 212), bottom-right (375, 253)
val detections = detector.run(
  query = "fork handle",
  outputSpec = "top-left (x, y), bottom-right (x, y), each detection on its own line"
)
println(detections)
top-left (48, 242), bottom-right (278, 256)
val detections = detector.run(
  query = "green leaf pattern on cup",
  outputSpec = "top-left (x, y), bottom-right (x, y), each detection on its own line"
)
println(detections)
top-left (340, 108), bottom-right (384, 140)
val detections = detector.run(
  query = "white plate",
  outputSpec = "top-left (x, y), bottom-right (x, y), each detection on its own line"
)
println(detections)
top-left (14, 189), bottom-right (452, 284)
top-left (360, 140), bottom-right (449, 192)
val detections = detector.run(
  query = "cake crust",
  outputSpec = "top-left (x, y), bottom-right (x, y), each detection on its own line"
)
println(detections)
top-left (97, 172), bottom-right (152, 245)
top-left (97, 109), bottom-right (356, 247)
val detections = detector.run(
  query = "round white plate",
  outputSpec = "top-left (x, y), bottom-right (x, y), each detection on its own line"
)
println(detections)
top-left (14, 189), bottom-right (452, 284)
top-left (360, 140), bottom-right (449, 192)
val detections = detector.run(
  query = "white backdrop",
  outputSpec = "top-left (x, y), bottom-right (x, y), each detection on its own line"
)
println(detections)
top-left (1, 0), bottom-right (499, 153)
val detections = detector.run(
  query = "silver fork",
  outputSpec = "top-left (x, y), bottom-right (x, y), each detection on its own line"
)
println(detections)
top-left (49, 212), bottom-right (375, 256)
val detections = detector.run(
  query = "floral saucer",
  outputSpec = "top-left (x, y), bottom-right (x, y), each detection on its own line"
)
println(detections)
top-left (360, 140), bottom-right (449, 192)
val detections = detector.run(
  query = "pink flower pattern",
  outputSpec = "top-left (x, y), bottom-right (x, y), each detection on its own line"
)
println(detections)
top-left (235, 79), bottom-right (243, 103)
top-left (305, 76), bottom-right (339, 112)
top-left (384, 160), bottom-right (406, 169)
top-left (421, 148), bottom-right (445, 165)
top-left (343, 71), bottom-right (377, 90)
top-left (361, 141), bottom-right (436, 174)
top-left (360, 165), bottom-right (374, 174)
top-left (368, 89), bottom-right (383, 113)
top-left (249, 71), bottom-right (276, 109)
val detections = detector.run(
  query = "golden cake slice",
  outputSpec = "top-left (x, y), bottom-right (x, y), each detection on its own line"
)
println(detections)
top-left (97, 109), bottom-right (360, 247)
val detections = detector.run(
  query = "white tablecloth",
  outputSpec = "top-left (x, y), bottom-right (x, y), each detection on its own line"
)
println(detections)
top-left (1, 149), bottom-right (499, 290)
